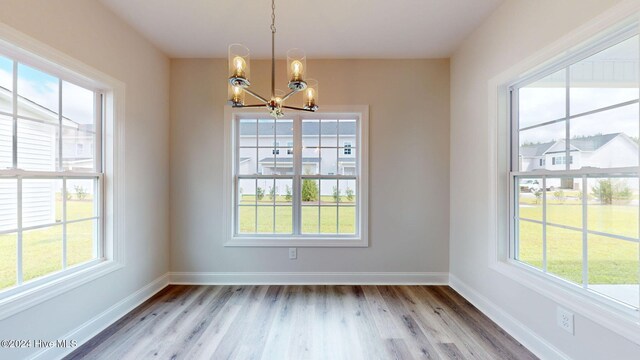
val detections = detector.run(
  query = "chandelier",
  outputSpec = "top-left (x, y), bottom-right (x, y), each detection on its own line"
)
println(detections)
top-left (227, 0), bottom-right (319, 118)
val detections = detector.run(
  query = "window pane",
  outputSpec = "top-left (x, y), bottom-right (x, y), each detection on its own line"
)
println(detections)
top-left (339, 149), bottom-right (356, 176)
top-left (546, 177), bottom-right (582, 229)
top-left (257, 118), bottom-right (275, 146)
top-left (570, 35), bottom-right (639, 115)
top-left (62, 81), bottom-right (95, 128)
top-left (238, 178), bottom-right (256, 205)
top-left (257, 178), bottom-right (273, 205)
top-left (0, 179), bottom-right (17, 232)
top-left (17, 118), bottom-right (59, 171)
top-left (320, 148), bottom-right (338, 175)
top-left (320, 179), bottom-right (337, 204)
top-left (22, 179), bottom-right (62, 227)
top-left (519, 68), bottom-right (566, 129)
top-left (338, 206), bottom-right (356, 234)
top-left (239, 119), bottom-right (257, 146)
top-left (320, 120), bottom-right (338, 147)
top-left (275, 179), bottom-right (292, 205)
top-left (238, 206), bottom-right (256, 233)
top-left (301, 206), bottom-right (319, 234)
top-left (320, 206), bottom-right (338, 234)
top-left (588, 235), bottom-right (639, 307)
top-left (547, 226), bottom-right (583, 284)
top-left (62, 128), bottom-right (95, 172)
top-left (257, 206), bottom-right (274, 233)
top-left (517, 177), bottom-right (543, 221)
top-left (274, 119), bottom-right (293, 148)
top-left (275, 206), bottom-right (292, 234)
top-left (519, 121), bottom-right (565, 172)
top-left (302, 119), bottom-right (319, 147)
top-left (66, 178), bottom-right (96, 220)
top-left (339, 119), bottom-right (357, 147)
top-left (0, 233), bottom-right (17, 290)
top-left (339, 179), bottom-right (357, 205)
top-left (0, 115), bottom-right (13, 169)
top-left (569, 104), bottom-right (639, 169)
top-left (301, 178), bottom-right (319, 205)
top-left (587, 177), bottom-right (638, 239)
top-left (0, 55), bottom-right (12, 113)
top-left (238, 147), bottom-right (258, 175)
top-left (67, 219), bottom-right (96, 267)
top-left (23, 224), bottom-right (62, 282)
top-left (17, 63), bottom-right (59, 122)
top-left (517, 220), bottom-right (543, 270)
top-left (301, 146), bottom-right (320, 175)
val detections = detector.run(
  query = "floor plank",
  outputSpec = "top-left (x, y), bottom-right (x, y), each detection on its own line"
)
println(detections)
top-left (65, 285), bottom-right (537, 360)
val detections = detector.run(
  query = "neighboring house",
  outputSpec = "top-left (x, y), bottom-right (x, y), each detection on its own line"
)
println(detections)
top-left (520, 132), bottom-right (638, 172)
top-left (237, 120), bottom-right (357, 196)
top-left (0, 86), bottom-right (93, 231)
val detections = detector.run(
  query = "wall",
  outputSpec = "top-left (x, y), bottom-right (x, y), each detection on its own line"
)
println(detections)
top-left (170, 59), bottom-right (450, 275)
top-left (450, 0), bottom-right (640, 359)
top-left (0, 0), bottom-right (170, 358)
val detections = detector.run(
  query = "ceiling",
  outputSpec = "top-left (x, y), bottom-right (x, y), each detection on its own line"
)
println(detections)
top-left (99, 0), bottom-right (504, 59)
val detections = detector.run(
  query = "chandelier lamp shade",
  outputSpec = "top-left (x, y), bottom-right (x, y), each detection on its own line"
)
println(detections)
top-left (227, 0), bottom-right (319, 118)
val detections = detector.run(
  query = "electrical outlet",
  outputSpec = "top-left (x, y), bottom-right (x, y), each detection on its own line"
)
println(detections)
top-left (557, 307), bottom-right (574, 335)
top-left (288, 247), bottom-right (297, 260)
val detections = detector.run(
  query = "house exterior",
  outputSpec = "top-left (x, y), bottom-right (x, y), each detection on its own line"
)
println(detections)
top-left (520, 132), bottom-right (638, 172)
top-left (0, 86), bottom-right (94, 231)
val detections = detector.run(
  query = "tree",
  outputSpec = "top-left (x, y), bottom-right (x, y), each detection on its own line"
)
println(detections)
top-left (533, 188), bottom-right (542, 204)
top-left (74, 185), bottom-right (88, 200)
top-left (332, 186), bottom-right (341, 203)
top-left (256, 187), bottom-right (265, 201)
top-left (553, 189), bottom-right (565, 201)
top-left (302, 179), bottom-right (318, 202)
top-left (591, 179), bottom-right (632, 204)
top-left (268, 186), bottom-right (277, 200)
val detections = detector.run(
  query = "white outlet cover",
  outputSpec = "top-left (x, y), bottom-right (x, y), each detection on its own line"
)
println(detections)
top-left (557, 307), bottom-right (574, 335)
top-left (288, 247), bottom-right (297, 259)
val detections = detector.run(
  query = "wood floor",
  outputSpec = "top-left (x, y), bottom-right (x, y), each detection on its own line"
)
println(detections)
top-left (65, 285), bottom-right (536, 360)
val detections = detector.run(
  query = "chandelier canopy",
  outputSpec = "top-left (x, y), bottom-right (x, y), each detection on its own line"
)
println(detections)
top-left (227, 0), bottom-right (318, 118)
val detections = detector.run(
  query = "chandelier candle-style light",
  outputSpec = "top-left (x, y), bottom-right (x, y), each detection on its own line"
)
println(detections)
top-left (227, 0), bottom-right (319, 118)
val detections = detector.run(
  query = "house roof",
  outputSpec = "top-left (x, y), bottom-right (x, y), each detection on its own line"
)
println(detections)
top-left (240, 120), bottom-right (356, 136)
top-left (520, 133), bottom-right (625, 157)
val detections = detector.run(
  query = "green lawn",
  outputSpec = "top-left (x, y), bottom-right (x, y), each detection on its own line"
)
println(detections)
top-left (0, 199), bottom-right (95, 290)
top-left (518, 197), bottom-right (639, 285)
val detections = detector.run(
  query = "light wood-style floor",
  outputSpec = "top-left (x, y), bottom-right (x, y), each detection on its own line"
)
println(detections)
top-left (65, 285), bottom-right (537, 360)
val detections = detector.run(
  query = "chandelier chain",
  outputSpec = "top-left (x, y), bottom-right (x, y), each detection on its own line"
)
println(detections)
top-left (271, 0), bottom-right (276, 33)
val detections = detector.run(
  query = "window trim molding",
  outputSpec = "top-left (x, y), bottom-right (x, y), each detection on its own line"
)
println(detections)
top-left (0, 22), bottom-right (126, 320)
top-left (223, 105), bottom-right (369, 247)
top-left (487, 3), bottom-right (640, 345)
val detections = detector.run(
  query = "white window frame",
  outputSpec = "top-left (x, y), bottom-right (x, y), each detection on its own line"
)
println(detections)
top-left (487, 6), bottom-right (640, 345)
top-left (223, 105), bottom-right (369, 247)
top-left (0, 23), bottom-right (125, 320)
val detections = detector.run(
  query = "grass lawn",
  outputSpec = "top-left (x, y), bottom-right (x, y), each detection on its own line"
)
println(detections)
top-left (518, 196), bottom-right (639, 285)
top-left (0, 199), bottom-right (95, 290)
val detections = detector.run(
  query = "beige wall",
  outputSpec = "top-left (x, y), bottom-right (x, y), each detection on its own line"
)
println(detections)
top-left (0, 1), bottom-right (170, 358)
top-left (450, 0), bottom-right (640, 358)
top-left (170, 59), bottom-right (450, 273)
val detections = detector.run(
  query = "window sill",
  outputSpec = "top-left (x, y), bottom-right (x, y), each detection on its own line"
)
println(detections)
top-left (225, 237), bottom-right (367, 247)
top-left (0, 259), bottom-right (123, 321)
top-left (490, 259), bottom-right (640, 345)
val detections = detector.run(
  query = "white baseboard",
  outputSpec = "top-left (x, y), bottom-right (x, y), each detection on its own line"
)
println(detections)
top-left (168, 271), bottom-right (449, 285)
top-left (30, 273), bottom-right (170, 360)
top-left (449, 274), bottom-right (570, 360)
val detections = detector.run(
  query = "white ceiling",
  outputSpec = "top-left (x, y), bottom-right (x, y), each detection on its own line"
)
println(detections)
top-left (99, 0), bottom-right (504, 59)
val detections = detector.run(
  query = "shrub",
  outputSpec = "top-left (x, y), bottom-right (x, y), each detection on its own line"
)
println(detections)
top-left (332, 186), bottom-right (341, 203)
top-left (74, 185), bottom-right (87, 200)
top-left (285, 185), bottom-right (292, 201)
top-left (256, 187), bottom-right (265, 201)
top-left (533, 188), bottom-right (542, 204)
top-left (268, 186), bottom-right (277, 200)
top-left (553, 189), bottom-right (565, 201)
top-left (302, 179), bottom-right (318, 202)
top-left (346, 187), bottom-right (354, 202)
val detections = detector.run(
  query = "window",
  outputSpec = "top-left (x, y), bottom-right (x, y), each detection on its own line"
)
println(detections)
top-left (511, 30), bottom-right (640, 310)
top-left (539, 158), bottom-right (545, 166)
top-left (228, 108), bottom-right (368, 246)
top-left (343, 142), bottom-right (352, 155)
